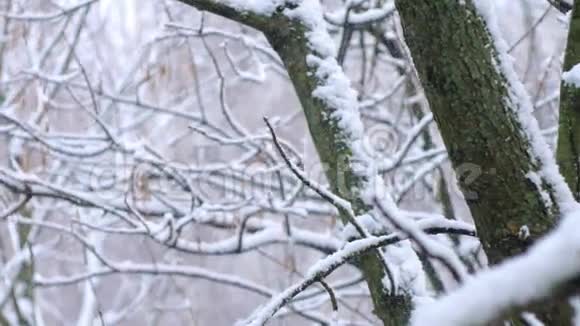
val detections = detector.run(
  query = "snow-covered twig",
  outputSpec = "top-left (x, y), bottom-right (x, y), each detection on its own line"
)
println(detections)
top-left (412, 206), bottom-right (580, 326)
top-left (241, 219), bottom-right (475, 325)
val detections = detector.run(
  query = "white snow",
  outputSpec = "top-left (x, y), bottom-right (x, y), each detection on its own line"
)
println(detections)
top-left (286, 0), bottom-right (337, 58)
top-left (240, 235), bottom-right (386, 326)
top-left (526, 171), bottom-right (553, 209)
top-left (472, 0), bottom-right (576, 211)
top-left (340, 213), bottom-right (384, 239)
top-left (307, 54), bottom-right (365, 140)
top-left (217, 0), bottom-right (285, 15)
top-left (562, 64), bottom-right (580, 88)
top-left (412, 206), bottom-right (580, 326)
top-left (518, 225), bottom-right (530, 240)
top-left (377, 196), bottom-right (467, 284)
top-left (213, 0), bottom-right (370, 192)
top-left (242, 217), bottom-right (475, 325)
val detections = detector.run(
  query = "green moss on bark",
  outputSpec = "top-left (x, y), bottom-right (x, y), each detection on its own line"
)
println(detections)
top-left (396, 0), bottom-right (555, 263)
top-left (396, 0), bottom-right (571, 323)
top-left (558, 2), bottom-right (580, 200)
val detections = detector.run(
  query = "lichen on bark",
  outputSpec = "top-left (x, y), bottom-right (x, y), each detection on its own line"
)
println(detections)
top-left (395, 0), bottom-right (572, 323)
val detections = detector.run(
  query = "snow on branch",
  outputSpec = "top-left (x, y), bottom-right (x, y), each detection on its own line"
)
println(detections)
top-left (374, 196), bottom-right (467, 286)
top-left (240, 218), bottom-right (476, 325)
top-left (471, 0), bottom-right (576, 211)
top-left (0, 0), bottom-right (469, 324)
top-left (325, 2), bottom-right (396, 27)
top-left (412, 206), bottom-right (580, 326)
top-left (562, 63), bottom-right (580, 88)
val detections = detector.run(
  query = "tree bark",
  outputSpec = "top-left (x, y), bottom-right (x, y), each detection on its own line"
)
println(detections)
top-left (558, 2), bottom-right (580, 200)
top-left (395, 0), bottom-right (573, 323)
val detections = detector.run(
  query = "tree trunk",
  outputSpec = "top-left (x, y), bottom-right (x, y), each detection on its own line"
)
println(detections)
top-left (558, 2), bottom-right (580, 200)
top-left (395, 0), bottom-right (574, 323)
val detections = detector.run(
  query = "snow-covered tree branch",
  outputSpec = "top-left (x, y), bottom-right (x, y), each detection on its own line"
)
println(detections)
top-left (0, 0), bottom-right (578, 325)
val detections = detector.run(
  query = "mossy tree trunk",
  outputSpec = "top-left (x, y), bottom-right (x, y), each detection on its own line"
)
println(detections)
top-left (558, 2), bottom-right (580, 200)
top-left (395, 0), bottom-right (573, 324)
top-left (177, 1), bottom-right (412, 324)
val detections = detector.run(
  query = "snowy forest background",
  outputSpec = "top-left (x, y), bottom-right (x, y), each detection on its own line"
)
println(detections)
top-left (0, 0), bottom-right (573, 325)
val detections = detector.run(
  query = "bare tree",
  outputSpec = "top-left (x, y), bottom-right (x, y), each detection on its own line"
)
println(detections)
top-left (0, 0), bottom-right (577, 325)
